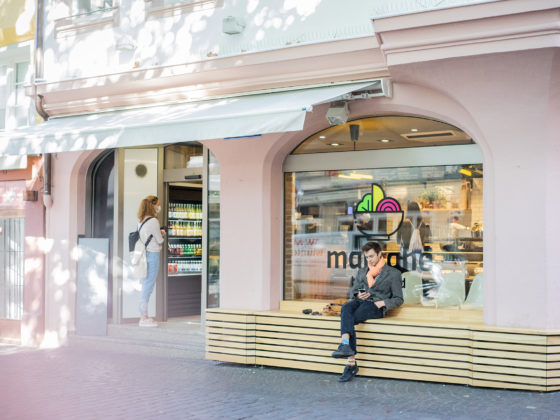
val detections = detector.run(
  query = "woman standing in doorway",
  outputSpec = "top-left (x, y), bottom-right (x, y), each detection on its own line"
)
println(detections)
top-left (137, 195), bottom-right (166, 327)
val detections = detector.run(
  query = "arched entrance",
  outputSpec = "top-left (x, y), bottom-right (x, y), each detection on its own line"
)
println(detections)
top-left (87, 151), bottom-right (115, 319)
top-left (283, 115), bottom-right (483, 311)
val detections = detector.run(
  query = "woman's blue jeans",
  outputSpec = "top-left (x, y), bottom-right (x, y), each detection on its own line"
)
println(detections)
top-left (139, 251), bottom-right (160, 316)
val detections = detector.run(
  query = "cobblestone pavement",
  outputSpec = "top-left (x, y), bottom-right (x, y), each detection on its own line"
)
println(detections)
top-left (1, 339), bottom-right (560, 420)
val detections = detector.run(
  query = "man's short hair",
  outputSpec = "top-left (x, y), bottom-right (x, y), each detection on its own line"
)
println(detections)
top-left (361, 242), bottom-right (382, 254)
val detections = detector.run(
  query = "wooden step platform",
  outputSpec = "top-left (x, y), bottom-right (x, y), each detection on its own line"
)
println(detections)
top-left (206, 302), bottom-right (560, 392)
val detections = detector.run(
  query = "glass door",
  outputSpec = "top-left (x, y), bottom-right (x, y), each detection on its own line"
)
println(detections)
top-left (165, 184), bottom-right (203, 317)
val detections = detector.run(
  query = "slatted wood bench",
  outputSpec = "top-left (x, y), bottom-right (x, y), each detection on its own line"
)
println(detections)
top-left (206, 301), bottom-right (560, 392)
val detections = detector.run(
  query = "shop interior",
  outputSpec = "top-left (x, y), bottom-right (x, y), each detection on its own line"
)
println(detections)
top-left (284, 116), bottom-right (483, 310)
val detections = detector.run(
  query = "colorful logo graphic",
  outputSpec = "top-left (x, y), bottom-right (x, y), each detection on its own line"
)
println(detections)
top-left (354, 184), bottom-right (404, 239)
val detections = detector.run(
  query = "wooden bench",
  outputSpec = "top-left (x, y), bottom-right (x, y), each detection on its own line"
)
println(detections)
top-left (206, 302), bottom-right (560, 392)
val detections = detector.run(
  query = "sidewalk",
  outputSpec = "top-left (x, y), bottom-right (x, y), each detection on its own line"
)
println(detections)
top-left (1, 330), bottom-right (559, 420)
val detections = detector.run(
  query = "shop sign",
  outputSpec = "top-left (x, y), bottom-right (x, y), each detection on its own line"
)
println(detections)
top-left (325, 183), bottom-right (421, 270)
top-left (353, 183), bottom-right (403, 239)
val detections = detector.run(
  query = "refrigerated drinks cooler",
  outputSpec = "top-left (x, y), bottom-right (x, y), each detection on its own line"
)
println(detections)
top-left (166, 185), bottom-right (202, 317)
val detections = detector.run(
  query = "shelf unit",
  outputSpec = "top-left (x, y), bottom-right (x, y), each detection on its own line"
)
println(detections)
top-left (167, 204), bottom-right (203, 276)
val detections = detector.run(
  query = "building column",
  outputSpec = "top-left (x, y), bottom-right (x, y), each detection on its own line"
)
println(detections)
top-left (205, 134), bottom-right (287, 310)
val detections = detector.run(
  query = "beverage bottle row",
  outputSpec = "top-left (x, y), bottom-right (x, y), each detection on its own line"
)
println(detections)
top-left (168, 220), bottom-right (202, 236)
top-left (168, 261), bottom-right (202, 274)
top-left (168, 202), bottom-right (202, 220)
top-left (169, 243), bottom-right (202, 256)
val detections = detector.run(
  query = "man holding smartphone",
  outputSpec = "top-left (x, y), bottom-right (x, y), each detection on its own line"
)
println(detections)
top-left (331, 241), bottom-right (403, 382)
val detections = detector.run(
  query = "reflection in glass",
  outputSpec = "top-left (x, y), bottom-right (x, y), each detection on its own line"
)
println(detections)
top-left (164, 143), bottom-right (203, 170)
top-left (207, 151), bottom-right (220, 308)
top-left (284, 165), bottom-right (483, 309)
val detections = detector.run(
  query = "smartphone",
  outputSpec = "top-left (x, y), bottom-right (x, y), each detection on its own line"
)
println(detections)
top-left (358, 288), bottom-right (366, 294)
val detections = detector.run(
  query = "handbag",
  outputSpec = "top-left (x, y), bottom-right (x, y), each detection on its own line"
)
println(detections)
top-left (129, 219), bottom-right (154, 280)
top-left (130, 239), bottom-right (148, 279)
top-left (409, 227), bottom-right (423, 253)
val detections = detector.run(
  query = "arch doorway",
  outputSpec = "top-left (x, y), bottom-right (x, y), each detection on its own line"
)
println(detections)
top-left (87, 151), bottom-right (115, 320)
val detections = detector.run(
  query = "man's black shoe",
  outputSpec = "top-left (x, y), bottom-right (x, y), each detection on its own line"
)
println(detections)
top-left (331, 343), bottom-right (355, 358)
top-left (338, 363), bottom-right (359, 382)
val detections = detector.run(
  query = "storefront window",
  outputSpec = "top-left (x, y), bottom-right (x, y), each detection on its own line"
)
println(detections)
top-left (0, 181), bottom-right (25, 320)
top-left (284, 116), bottom-right (483, 309)
top-left (207, 151), bottom-right (220, 308)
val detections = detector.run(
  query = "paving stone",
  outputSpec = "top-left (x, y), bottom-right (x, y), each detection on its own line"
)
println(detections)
top-left (1, 340), bottom-right (560, 419)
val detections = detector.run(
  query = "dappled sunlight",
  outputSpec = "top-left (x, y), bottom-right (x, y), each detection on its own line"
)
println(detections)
top-left (40, 330), bottom-right (61, 348)
top-left (51, 265), bottom-right (70, 287)
top-left (40, 240), bottom-right (76, 347)
top-left (15, 0), bottom-right (35, 35)
top-left (20, 317), bottom-right (39, 345)
top-left (283, 0), bottom-right (321, 19)
top-left (38, 0), bottom-right (376, 83)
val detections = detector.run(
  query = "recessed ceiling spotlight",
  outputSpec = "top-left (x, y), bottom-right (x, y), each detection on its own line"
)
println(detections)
top-left (378, 139), bottom-right (391, 143)
top-left (410, 128), bottom-right (418, 132)
top-left (330, 143), bottom-right (340, 147)
top-left (319, 136), bottom-right (326, 139)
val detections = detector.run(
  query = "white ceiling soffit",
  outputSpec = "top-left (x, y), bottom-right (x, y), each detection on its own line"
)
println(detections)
top-left (0, 81), bottom-right (377, 156)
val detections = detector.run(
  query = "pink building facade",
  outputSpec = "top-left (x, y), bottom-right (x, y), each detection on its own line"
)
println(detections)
top-left (0, 0), bottom-right (559, 348)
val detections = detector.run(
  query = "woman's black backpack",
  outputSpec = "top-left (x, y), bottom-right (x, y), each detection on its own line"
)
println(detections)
top-left (128, 217), bottom-right (154, 252)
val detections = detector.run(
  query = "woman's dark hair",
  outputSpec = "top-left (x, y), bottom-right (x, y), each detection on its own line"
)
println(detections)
top-left (361, 242), bottom-right (382, 254)
top-left (407, 200), bottom-right (423, 228)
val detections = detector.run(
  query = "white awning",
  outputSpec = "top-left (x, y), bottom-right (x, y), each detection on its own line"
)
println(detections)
top-left (0, 81), bottom-right (376, 156)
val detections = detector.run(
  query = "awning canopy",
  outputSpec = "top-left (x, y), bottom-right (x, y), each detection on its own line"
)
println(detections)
top-left (0, 81), bottom-right (377, 157)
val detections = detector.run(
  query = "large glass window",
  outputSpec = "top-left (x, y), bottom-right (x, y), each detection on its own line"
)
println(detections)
top-left (284, 116), bottom-right (483, 309)
top-left (0, 181), bottom-right (26, 320)
top-left (207, 151), bottom-right (220, 308)
top-left (0, 60), bottom-right (33, 130)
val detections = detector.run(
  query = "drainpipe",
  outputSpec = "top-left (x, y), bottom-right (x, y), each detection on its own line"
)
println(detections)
top-left (34, 0), bottom-right (52, 208)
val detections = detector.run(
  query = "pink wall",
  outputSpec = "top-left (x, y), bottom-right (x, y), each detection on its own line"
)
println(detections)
top-left (0, 157), bottom-right (45, 345)
top-left (385, 48), bottom-right (560, 329)
top-left (205, 135), bottom-right (285, 310)
top-left (21, 158), bottom-right (45, 346)
top-left (207, 47), bottom-right (560, 330)
top-left (42, 150), bottom-right (100, 346)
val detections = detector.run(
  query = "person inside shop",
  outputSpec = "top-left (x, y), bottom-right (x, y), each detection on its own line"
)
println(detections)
top-left (331, 242), bottom-right (403, 382)
top-left (450, 215), bottom-right (469, 238)
top-left (442, 216), bottom-right (469, 260)
top-left (397, 201), bottom-right (430, 250)
top-left (397, 200), bottom-right (432, 270)
top-left (137, 195), bottom-right (166, 327)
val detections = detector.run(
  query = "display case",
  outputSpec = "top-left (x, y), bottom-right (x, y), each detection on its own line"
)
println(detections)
top-left (167, 201), bottom-right (203, 276)
top-left (165, 185), bottom-right (202, 317)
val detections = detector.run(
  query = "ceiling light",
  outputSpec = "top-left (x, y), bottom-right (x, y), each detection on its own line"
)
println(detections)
top-left (338, 172), bottom-right (373, 180)
top-left (378, 139), bottom-right (391, 143)
top-left (319, 135), bottom-right (326, 139)
top-left (326, 102), bottom-right (349, 125)
top-left (411, 128), bottom-right (418, 132)
top-left (330, 143), bottom-right (340, 147)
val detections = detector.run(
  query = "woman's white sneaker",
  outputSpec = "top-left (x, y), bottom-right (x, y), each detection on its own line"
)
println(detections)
top-left (139, 318), bottom-right (158, 327)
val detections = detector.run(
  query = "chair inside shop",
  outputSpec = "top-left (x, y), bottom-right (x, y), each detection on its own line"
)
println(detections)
top-left (434, 271), bottom-right (466, 308)
top-left (464, 273), bottom-right (483, 307)
top-left (402, 271), bottom-right (423, 304)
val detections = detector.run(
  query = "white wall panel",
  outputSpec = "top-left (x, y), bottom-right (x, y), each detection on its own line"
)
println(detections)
top-left (122, 148), bottom-right (158, 319)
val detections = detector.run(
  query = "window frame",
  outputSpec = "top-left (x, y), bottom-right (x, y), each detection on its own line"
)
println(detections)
top-left (282, 140), bottom-right (483, 303)
top-left (0, 41), bottom-right (34, 131)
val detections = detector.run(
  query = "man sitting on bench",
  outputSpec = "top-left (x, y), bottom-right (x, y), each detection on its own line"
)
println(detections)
top-left (331, 241), bottom-right (404, 382)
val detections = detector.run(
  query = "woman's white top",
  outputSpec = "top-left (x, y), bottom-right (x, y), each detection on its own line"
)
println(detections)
top-left (138, 217), bottom-right (164, 252)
